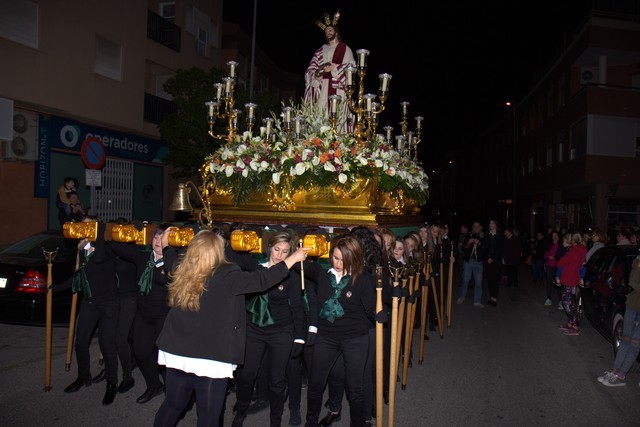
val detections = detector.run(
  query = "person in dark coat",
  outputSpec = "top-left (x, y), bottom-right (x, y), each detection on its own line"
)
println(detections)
top-left (153, 230), bottom-right (309, 427)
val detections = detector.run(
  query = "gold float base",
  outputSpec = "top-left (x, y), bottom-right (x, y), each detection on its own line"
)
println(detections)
top-left (210, 207), bottom-right (422, 228)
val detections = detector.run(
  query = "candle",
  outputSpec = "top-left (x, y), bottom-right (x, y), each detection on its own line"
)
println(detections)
top-left (395, 135), bottom-right (404, 153)
top-left (245, 103), bottom-right (256, 119)
top-left (346, 66), bottom-right (355, 85)
top-left (214, 83), bottom-right (223, 101)
top-left (364, 94), bottom-right (375, 113)
top-left (400, 101), bottom-right (409, 116)
top-left (283, 107), bottom-right (292, 123)
top-left (379, 73), bottom-right (392, 92)
top-left (205, 101), bottom-right (215, 117)
top-left (264, 118), bottom-right (273, 135)
top-left (415, 116), bottom-right (424, 130)
top-left (329, 95), bottom-right (341, 116)
top-left (260, 126), bottom-right (266, 137)
top-left (224, 77), bottom-right (233, 95)
top-left (227, 61), bottom-right (238, 79)
top-left (384, 126), bottom-right (394, 143)
top-left (356, 49), bottom-right (369, 68)
top-left (294, 116), bottom-right (301, 135)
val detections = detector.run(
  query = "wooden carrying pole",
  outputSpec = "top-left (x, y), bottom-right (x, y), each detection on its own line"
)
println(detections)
top-left (418, 255), bottom-right (430, 365)
top-left (394, 278), bottom-right (407, 368)
top-left (431, 274), bottom-right (444, 339)
top-left (43, 249), bottom-right (57, 391)
top-left (375, 267), bottom-right (384, 426)
top-left (65, 252), bottom-right (80, 371)
top-left (439, 244), bottom-right (445, 336)
top-left (447, 245), bottom-right (454, 329)
top-left (401, 270), bottom-right (417, 390)
top-left (387, 266), bottom-right (403, 427)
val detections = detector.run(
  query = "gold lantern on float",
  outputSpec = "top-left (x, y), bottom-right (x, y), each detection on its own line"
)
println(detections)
top-left (230, 230), bottom-right (263, 254)
top-left (110, 224), bottom-right (150, 246)
top-left (167, 227), bottom-right (195, 247)
top-left (303, 234), bottom-right (331, 259)
top-left (62, 221), bottom-right (98, 241)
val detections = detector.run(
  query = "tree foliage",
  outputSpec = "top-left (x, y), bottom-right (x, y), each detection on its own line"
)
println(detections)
top-left (158, 67), bottom-right (280, 178)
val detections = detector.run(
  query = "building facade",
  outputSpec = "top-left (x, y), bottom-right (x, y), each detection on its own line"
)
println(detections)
top-left (465, 13), bottom-right (640, 237)
top-left (0, 0), bottom-right (300, 246)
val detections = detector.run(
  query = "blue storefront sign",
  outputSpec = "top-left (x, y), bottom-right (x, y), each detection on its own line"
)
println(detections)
top-left (36, 115), bottom-right (167, 198)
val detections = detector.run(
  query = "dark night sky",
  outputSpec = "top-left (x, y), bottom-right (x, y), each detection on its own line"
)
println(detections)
top-left (223, 0), bottom-right (592, 168)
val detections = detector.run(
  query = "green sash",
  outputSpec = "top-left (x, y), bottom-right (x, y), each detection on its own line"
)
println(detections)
top-left (138, 252), bottom-right (163, 296)
top-left (247, 293), bottom-right (275, 327)
top-left (72, 250), bottom-right (94, 298)
top-left (318, 273), bottom-right (351, 323)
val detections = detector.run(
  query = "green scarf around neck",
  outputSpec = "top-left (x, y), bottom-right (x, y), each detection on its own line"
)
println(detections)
top-left (319, 273), bottom-right (351, 323)
top-left (138, 251), bottom-right (163, 296)
top-left (247, 293), bottom-right (275, 327)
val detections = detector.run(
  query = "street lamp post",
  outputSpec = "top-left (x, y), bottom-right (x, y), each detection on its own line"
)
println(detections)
top-left (506, 101), bottom-right (517, 228)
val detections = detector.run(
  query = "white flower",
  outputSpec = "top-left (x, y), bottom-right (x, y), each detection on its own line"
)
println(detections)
top-left (338, 173), bottom-right (348, 184)
top-left (225, 165), bottom-right (234, 177)
top-left (272, 172), bottom-right (282, 184)
top-left (358, 157), bottom-right (368, 166)
top-left (209, 162), bottom-right (215, 173)
top-left (311, 156), bottom-right (320, 166)
top-left (324, 162), bottom-right (336, 172)
top-left (236, 159), bottom-right (245, 169)
top-left (221, 147), bottom-right (232, 161)
top-left (295, 162), bottom-right (307, 175)
top-left (242, 168), bottom-right (249, 177)
top-left (375, 159), bottom-right (383, 168)
top-left (386, 167), bottom-right (396, 176)
top-left (260, 160), bottom-right (269, 170)
top-left (319, 125), bottom-right (331, 135)
top-left (236, 144), bottom-right (247, 155)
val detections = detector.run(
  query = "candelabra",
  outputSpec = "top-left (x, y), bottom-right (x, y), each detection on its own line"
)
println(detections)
top-left (327, 48), bottom-right (392, 146)
top-left (397, 100), bottom-right (424, 161)
top-left (205, 61), bottom-right (243, 140)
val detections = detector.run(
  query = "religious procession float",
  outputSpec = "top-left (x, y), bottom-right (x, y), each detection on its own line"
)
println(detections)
top-left (170, 51), bottom-right (429, 234)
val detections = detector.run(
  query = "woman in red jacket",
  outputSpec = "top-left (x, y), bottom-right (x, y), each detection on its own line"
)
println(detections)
top-left (557, 233), bottom-right (587, 336)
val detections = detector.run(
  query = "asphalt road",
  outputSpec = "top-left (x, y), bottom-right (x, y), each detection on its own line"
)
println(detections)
top-left (1, 268), bottom-right (639, 426)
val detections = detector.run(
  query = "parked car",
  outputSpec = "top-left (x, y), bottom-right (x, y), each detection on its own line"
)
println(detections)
top-left (581, 244), bottom-right (640, 356)
top-left (0, 231), bottom-right (79, 326)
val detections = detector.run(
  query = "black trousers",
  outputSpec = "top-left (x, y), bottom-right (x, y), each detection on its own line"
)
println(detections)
top-left (504, 264), bottom-right (519, 288)
top-left (154, 368), bottom-right (228, 427)
top-left (133, 310), bottom-right (166, 390)
top-left (306, 333), bottom-right (369, 427)
top-left (486, 261), bottom-right (502, 299)
top-left (75, 300), bottom-right (119, 384)
top-left (116, 295), bottom-right (137, 382)
top-left (234, 324), bottom-right (293, 426)
top-left (286, 339), bottom-right (314, 412)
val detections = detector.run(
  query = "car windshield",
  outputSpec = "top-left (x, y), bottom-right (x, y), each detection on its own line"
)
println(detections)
top-left (0, 234), bottom-right (75, 259)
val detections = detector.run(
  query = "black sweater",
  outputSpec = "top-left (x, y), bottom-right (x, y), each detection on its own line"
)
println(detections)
top-left (246, 265), bottom-right (305, 341)
top-left (304, 261), bottom-right (376, 340)
top-left (110, 243), bottom-right (170, 318)
top-left (156, 256), bottom-right (292, 365)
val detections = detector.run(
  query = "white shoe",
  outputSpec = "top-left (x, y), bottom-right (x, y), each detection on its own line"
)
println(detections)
top-left (557, 302), bottom-right (564, 310)
top-left (544, 298), bottom-right (552, 306)
top-left (474, 302), bottom-right (484, 308)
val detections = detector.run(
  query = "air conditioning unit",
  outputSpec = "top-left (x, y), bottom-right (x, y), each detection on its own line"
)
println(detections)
top-left (4, 111), bottom-right (38, 161)
top-left (580, 66), bottom-right (599, 85)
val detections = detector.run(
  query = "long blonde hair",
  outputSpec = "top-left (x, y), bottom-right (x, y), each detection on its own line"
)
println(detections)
top-left (168, 230), bottom-right (228, 311)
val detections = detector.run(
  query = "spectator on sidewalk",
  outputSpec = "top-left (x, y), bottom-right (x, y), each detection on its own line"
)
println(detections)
top-left (557, 233), bottom-right (587, 336)
top-left (598, 252), bottom-right (640, 386)
top-left (543, 231), bottom-right (560, 306)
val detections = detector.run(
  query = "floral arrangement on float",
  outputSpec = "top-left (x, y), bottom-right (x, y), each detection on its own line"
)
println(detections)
top-left (204, 100), bottom-right (429, 210)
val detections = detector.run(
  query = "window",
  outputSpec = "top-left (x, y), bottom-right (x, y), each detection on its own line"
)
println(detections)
top-left (0, 0), bottom-right (38, 48)
top-left (155, 75), bottom-right (173, 101)
top-left (196, 27), bottom-right (207, 55)
top-left (159, 1), bottom-right (175, 23)
top-left (95, 36), bottom-right (122, 80)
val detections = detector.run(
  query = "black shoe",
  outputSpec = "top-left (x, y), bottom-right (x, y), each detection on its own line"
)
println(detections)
top-left (136, 384), bottom-right (164, 404)
top-left (487, 299), bottom-right (497, 307)
top-left (92, 369), bottom-right (106, 383)
top-left (318, 411), bottom-right (341, 426)
top-left (64, 377), bottom-right (92, 393)
top-left (247, 398), bottom-right (269, 414)
top-left (231, 413), bottom-right (246, 427)
top-left (117, 378), bottom-right (135, 393)
top-left (289, 409), bottom-right (301, 426)
top-left (102, 382), bottom-right (118, 405)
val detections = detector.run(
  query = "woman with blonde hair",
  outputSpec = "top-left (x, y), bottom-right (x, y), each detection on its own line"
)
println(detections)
top-left (153, 230), bottom-right (309, 427)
